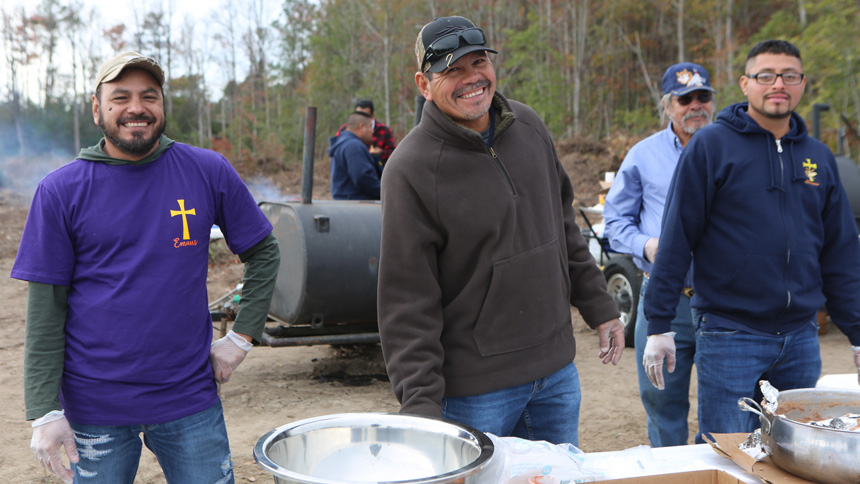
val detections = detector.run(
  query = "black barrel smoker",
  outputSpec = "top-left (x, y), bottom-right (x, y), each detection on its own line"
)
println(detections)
top-left (211, 107), bottom-right (384, 347)
top-left (812, 104), bottom-right (860, 229)
top-left (836, 155), bottom-right (860, 230)
top-left (259, 200), bottom-right (382, 347)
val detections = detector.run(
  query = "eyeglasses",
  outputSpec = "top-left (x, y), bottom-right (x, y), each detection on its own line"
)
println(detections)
top-left (676, 92), bottom-right (713, 106)
top-left (423, 28), bottom-right (487, 71)
top-left (746, 72), bottom-right (805, 85)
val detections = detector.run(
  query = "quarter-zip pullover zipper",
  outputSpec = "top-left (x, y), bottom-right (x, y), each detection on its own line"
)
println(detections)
top-left (488, 146), bottom-right (517, 196)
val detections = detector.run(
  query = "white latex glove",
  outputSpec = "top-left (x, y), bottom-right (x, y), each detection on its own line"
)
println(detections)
top-left (210, 330), bottom-right (253, 384)
top-left (30, 410), bottom-right (78, 484)
top-left (643, 332), bottom-right (676, 390)
top-left (853, 346), bottom-right (860, 385)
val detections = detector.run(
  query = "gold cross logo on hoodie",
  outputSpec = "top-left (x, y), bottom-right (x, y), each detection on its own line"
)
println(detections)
top-left (803, 159), bottom-right (819, 186)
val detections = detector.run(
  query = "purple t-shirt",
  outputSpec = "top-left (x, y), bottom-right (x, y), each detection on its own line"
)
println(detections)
top-left (11, 143), bottom-right (272, 425)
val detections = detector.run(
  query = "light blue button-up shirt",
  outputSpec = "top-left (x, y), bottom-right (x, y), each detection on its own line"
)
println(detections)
top-left (603, 124), bottom-right (684, 275)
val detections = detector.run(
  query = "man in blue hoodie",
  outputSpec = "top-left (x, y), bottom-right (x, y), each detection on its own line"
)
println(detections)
top-left (329, 112), bottom-right (381, 200)
top-left (643, 39), bottom-right (860, 443)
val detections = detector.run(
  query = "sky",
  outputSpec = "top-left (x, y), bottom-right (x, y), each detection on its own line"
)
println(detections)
top-left (1, 0), bottom-right (283, 103)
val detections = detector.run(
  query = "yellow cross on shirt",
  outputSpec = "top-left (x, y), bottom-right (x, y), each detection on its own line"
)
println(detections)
top-left (170, 199), bottom-right (196, 240)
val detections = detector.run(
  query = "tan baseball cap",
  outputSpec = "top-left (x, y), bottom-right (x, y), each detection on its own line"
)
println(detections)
top-left (94, 52), bottom-right (165, 93)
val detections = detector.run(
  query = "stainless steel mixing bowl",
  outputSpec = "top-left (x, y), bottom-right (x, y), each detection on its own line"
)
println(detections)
top-left (739, 388), bottom-right (860, 484)
top-left (253, 413), bottom-right (494, 484)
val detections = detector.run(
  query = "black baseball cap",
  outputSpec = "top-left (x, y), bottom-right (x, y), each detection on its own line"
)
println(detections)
top-left (415, 16), bottom-right (497, 73)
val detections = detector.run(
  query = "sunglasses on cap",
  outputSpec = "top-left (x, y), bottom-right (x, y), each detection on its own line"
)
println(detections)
top-left (676, 92), bottom-right (713, 106)
top-left (423, 28), bottom-right (487, 70)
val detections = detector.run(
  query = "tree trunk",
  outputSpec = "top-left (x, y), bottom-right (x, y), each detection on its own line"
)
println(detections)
top-left (383, 8), bottom-right (391, 126)
top-left (165, 0), bottom-right (174, 118)
top-left (198, 96), bottom-right (205, 147)
top-left (221, 98), bottom-right (227, 135)
top-left (676, 0), bottom-right (685, 62)
top-left (798, 0), bottom-right (806, 28)
top-left (572, 0), bottom-right (588, 136)
top-left (71, 40), bottom-right (81, 154)
top-left (726, 0), bottom-right (734, 85)
top-left (12, 90), bottom-right (24, 156)
top-left (623, 31), bottom-right (660, 107)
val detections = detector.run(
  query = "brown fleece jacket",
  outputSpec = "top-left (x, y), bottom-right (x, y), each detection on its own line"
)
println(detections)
top-left (377, 92), bottom-right (620, 417)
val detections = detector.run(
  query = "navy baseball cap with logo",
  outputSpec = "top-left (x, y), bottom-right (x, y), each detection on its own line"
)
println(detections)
top-left (415, 16), bottom-right (498, 73)
top-left (662, 62), bottom-right (716, 96)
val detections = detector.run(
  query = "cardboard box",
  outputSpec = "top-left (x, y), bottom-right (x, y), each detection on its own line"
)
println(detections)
top-left (600, 469), bottom-right (747, 483)
top-left (705, 433), bottom-right (815, 484)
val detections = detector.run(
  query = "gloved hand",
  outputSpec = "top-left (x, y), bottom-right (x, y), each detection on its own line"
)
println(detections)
top-left (643, 332), bottom-right (676, 390)
top-left (210, 330), bottom-right (253, 383)
top-left (31, 410), bottom-right (78, 484)
top-left (853, 346), bottom-right (860, 386)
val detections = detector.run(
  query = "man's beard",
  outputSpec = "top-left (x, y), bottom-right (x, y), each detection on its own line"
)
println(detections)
top-left (680, 109), bottom-right (712, 134)
top-left (98, 111), bottom-right (166, 157)
top-left (751, 98), bottom-right (793, 120)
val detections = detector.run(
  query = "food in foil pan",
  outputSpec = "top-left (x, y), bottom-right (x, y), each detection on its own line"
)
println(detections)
top-left (757, 380), bottom-right (860, 431)
top-left (759, 380), bottom-right (779, 414)
top-left (808, 414), bottom-right (860, 431)
top-left (738, 428), bottom-right (767, 460)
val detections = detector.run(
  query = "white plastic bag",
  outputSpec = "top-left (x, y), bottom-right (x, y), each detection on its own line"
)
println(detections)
top-left (476, 434), bottom-right (609, 484)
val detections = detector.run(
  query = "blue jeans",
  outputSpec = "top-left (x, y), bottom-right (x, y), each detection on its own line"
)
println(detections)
top-left (441, 361), bottom-right (581, 446)
top-left (69, 401), bottom-right (233, 484)
top-left (694, 319), bottom-right (821, 444)
top-left (635, 276), bottom-right (696, 447)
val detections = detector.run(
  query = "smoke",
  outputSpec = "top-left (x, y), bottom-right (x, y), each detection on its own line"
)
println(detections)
top-left (0, 151), bottom-right (71, 200)
top-left (0, 153), bottom-right (299, 205)
top-left (245, 175), bottom-right (300, 203)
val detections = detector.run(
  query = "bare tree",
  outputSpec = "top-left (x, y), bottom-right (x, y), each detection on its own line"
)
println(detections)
top-left (164, 0), bottom-right (175, 117)
top-left (61, 1), bottom-right (84, 153)
top-left (103, 23), bottom-right (128, 52)
top-left (572, 0), bottom-right (588, 136)
top-left (79, 9), bottom-right (104, 96)
top-left (249, 0), bottom-right (272, 129)
top-left (195, 25), bottom-right (215, 145)
top-left (622, 31), bottom-right (661, 107)
top-left (213, 0), bottom-right (241, 139)
top-left (675, 0), bottom-right (685, 62)
top-left (798, 0), bottom-right (807, 28)
top-left (724, 0), bottom-right (734, 85)
top-left (2, 6), bottom-right (37, 155)
top-left (178, 16), bottom-right (202, 143)
top-left (358, 0), bottom-right (394, 125)
top-left (33, 0), bottom-right (63, 104)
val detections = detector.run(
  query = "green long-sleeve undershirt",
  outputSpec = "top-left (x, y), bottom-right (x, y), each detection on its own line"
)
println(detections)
top-left (23, 232), bottom-right (280, 420)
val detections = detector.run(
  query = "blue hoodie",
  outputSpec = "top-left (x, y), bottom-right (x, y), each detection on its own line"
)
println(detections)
top-left (644, 102), bottom-right (860, 344)
top-left (328, 130), bottom-right (380, 200)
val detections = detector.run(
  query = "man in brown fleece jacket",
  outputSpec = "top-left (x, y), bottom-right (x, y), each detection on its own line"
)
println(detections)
top-left (377, 16), bottom-right (625, 446)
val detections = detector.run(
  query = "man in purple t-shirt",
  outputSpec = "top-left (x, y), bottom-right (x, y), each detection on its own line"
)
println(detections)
top-left (12, 52), bottom-right (280, 484)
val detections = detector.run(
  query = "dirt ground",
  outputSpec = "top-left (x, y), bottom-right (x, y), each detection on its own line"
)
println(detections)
top-left (0, 154), bottom-right (857, 483)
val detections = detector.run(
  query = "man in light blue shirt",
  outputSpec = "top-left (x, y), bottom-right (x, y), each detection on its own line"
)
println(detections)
top-left (603, 62), bottom-right (715, 447)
